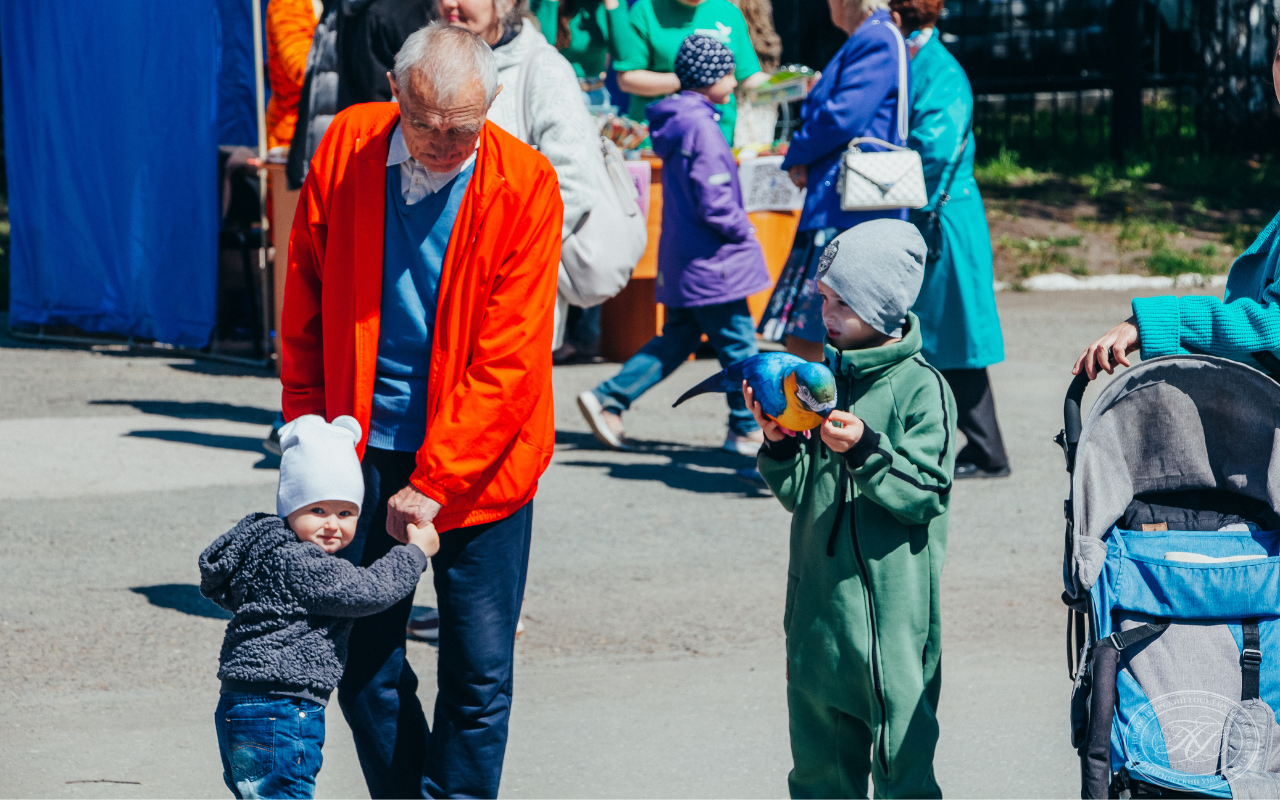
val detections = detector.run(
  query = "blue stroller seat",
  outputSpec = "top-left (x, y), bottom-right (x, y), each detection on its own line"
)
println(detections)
top-left (1058, 356), bottom-right (1280, 798)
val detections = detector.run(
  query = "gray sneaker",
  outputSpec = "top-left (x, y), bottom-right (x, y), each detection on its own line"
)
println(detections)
top-left (577, 391), bottom-right (629, 450)
top-left (263, 426), bottom-right (283, 457)
top-left (724, 429), bottom-right (765, 456)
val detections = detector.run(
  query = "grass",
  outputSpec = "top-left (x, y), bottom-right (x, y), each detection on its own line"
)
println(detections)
top-left (973, 99), bottom-right (1280, 217)
top-left (1116, 218), bottom-right (1180, 252)
top-left (972, 112), bottom-right (1280, 281)
top-left (1222, 222), bottom-right (1264, 251)
top-left (972, 147), bottom-right (1041, 187)
top-left (1144, 246), bottom-right (1218, 276)
top-left (998, 234), bottom-right (1085, 278)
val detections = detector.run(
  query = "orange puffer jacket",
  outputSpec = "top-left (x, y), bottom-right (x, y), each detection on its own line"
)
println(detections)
top-left (280, 103), bottom-right (563, 532)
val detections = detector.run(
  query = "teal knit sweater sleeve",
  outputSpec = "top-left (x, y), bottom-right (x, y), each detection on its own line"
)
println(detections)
top-left (1132, 210), bottom-right (1280, 360)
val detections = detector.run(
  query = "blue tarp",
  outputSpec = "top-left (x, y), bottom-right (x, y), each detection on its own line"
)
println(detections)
top-left (2, 0), bottom-right (259, 347)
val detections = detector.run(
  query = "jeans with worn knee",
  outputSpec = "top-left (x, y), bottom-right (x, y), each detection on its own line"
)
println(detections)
top-left (593, 299), bottom-right (760, 435)
top-left (338, 446), bottom-right (533, 799)
top-left (216, 694), bottom-right (325, 799)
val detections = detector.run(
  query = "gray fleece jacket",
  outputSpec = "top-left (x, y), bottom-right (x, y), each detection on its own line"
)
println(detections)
top-left (199, 513), bottom-right (426, 699)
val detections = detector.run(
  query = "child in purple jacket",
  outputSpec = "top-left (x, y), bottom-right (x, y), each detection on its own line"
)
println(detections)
top-left (578, 34), bottom-right (772, 455)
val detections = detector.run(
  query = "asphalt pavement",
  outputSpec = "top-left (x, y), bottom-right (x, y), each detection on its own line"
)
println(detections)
top-left (0, 288), bottom-right (1221, 798)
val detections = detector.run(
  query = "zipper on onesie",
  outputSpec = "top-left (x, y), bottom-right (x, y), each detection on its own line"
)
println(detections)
top-left (839, 371), bottom-right (891, 776)
top-left (845, 467), bottom-right (890, 775)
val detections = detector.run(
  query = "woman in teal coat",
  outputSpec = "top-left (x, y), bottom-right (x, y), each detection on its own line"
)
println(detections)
top-left (893, 0), bottom-right (1010, 478)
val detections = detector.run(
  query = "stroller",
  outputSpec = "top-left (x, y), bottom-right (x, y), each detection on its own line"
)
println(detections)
top-left (1059, 354), bottom-right (1280, 799)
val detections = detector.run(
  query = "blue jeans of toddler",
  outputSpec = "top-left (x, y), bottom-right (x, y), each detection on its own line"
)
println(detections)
top-left (593, 299), bottom-right (760, 435)
top-left (216, 694), bottom-right (325, 799)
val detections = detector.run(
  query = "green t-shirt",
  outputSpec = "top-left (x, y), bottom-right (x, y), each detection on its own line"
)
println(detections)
top-left (612, 0), bottom-right (761, 144)
top-left (528, 0), bottom-right (637, 79)
top-left (531, 0), bottom-right (559, 46)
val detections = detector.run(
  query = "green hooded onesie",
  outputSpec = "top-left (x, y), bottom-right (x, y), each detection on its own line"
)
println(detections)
top-left (758, 313), bottom-right (956, 799)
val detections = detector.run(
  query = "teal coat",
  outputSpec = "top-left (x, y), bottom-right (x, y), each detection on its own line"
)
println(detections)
top-left (907, 35), bottom-right (1005, 371)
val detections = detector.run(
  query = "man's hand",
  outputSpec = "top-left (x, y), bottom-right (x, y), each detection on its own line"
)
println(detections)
top-left (788, 164), bottom-right (808, 190)
top-left (386, 484), bottom-right (442, 544)
top-left (1073, 316), bottom-right (1141, 380)
top-left (819, 410), bottom-right (865, 453)
top-left (743, 381), bottom-right (788, 442)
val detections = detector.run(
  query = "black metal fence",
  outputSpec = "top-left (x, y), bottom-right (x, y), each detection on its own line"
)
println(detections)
top-left (937, 0), bottom-right (1280, 161)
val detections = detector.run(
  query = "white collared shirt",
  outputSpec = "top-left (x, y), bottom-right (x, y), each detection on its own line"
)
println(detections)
top-left (387, 125), bottom-right (477, 206)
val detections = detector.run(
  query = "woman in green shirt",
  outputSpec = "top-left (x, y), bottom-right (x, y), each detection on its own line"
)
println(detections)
top-left (612, 0), bottom-right (769, 143)
top-left (530, 0), bottom-right (637, 82)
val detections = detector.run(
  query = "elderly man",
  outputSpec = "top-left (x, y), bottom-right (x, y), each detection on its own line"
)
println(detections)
top-left (280, 23), bottom-right (562, 799)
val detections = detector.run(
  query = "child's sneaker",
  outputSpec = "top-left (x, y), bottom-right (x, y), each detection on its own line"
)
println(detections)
top-left (577, 391), bottom-right (629, 450)
top-left (723, 429), bottom-right (765, 456)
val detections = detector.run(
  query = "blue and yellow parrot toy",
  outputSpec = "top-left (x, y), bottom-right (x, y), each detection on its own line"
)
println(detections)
top-left (672, 353), bottom-right (837, 433)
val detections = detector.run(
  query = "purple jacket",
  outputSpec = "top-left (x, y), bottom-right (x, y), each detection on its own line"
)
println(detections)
top-left (649, 92), bottom-right (771, 308)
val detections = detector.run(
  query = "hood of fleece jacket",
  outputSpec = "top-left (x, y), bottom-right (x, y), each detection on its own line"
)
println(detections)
top-left (647, 92), bottom-right (717, 160)
top-left (199, 513), bottom-right (296, 610)
top-left (490, 22), bottom-right (544, 73)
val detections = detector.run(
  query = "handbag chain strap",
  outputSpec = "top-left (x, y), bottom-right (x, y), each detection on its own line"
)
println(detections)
top-left (935, 116), bottom-right (973, 211)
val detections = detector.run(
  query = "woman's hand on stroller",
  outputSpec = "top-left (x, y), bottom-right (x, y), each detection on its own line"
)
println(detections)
top-left (743, 381), bottom-right (789, 442)
top-left (1074, 316), bottom-right (1141, 380)
top-left (820, 410), bottom-right (865, 453)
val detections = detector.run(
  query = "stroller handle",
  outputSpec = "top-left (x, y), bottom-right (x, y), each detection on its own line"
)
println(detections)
top-left (1062, 371), bottom-right (1092, 472)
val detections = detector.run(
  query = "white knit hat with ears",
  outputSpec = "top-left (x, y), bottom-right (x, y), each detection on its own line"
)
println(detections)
top-left (276, 414), bottom-right (366, 518)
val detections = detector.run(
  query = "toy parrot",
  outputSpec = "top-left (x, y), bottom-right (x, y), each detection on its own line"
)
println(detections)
top-left (672, 353), bottom-right (837, 433)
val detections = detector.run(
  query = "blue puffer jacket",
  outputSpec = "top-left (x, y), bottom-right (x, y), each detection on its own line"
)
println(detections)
top-left (649, 91), bottom-right (771, 308)
top-left (781, 10), bottom-right (910, 232)
top-left (199, 513), bottom-right (426, 694)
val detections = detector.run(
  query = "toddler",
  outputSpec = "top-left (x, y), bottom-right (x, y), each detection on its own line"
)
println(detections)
top-left (199, 415), bottom-right (439, 799)
top-left (750, 220), bottom-right (956, 798)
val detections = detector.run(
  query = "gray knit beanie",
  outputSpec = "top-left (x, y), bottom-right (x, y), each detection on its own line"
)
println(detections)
top-left (816, 219), bottom-right (927, 338)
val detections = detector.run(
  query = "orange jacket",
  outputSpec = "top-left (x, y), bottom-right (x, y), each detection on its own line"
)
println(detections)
top-left (280, 103), bottom-right (563, 532)
top-left (266, 0), bottom-right (318, 148)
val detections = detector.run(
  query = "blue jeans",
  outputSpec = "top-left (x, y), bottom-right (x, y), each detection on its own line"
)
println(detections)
top-left (593, 299), bottom-right (760, 435)
top-left (338, 447), bottom-right (533, 799)
top-left (215, 694), bottom-right (325, 799)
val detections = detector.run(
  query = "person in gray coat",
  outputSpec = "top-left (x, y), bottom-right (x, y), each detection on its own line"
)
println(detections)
top-left (200, 415), bottom-right (438, 799)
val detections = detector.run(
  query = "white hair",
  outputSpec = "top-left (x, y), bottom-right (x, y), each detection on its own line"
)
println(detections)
top-left (848, 0), bottom-right (889, 15)
top-left (393, 23), bottom-right (500, 106)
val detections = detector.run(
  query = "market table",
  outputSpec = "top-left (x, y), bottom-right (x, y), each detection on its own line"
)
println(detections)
top-left (599, 154), bottom-right (800, 362)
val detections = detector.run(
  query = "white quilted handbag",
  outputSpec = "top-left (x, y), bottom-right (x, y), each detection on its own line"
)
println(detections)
top-left (837, 20), bottom-right (927, 211)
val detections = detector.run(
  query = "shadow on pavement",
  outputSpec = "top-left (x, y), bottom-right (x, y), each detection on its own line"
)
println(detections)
top-left (558, 458), bottom-right (767, 496)
top-left (125, 430), bottom-right (280, 469)
top-left (555, 432), bottom-right (768, 496)
top-left (92, 399), bottom-right (277, 425)
top-left (131, 584), bottom-right (231, 620)
top-left (168, 360), bottom-right (272, 377)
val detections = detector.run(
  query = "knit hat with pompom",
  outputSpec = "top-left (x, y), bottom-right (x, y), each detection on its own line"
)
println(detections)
top-left (674, 34), bottom-right (735, 90)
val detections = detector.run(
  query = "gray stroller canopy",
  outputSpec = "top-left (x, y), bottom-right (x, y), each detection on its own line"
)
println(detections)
top-left (1070, 355), bottom-right (1280, 595)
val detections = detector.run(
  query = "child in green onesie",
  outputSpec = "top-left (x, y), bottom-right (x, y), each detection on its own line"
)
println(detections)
top-left (749, 219), bottom-right (956, 799)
